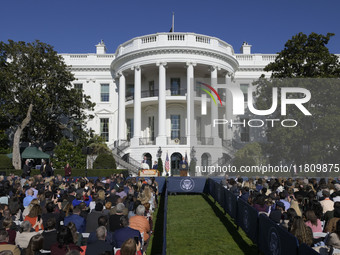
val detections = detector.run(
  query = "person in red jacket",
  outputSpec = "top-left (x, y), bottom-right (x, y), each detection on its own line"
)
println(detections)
top-left (64, 163), bottom-right (72, 177)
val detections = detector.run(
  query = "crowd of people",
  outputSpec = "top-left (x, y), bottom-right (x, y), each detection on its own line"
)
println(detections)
top-left (0, 172), bottom-right (159, 255)
top-left (223, 176), bottom-right (340, 253)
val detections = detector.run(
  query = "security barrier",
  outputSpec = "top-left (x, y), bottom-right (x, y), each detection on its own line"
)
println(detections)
top-left (206, 178), bottom-right (320, 255)
top-left (160, 178), bottom-right (321, 255)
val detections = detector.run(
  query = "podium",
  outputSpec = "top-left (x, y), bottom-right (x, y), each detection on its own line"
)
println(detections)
top-left (180, 162), bottom-right (188, 176)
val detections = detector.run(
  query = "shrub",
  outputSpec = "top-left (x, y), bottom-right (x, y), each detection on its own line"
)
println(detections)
top-left (0, 154), bottom-right (13, 169)
top-left (93, 153), bottom-right (116, 169)
top-left (0, 168), bottom-right (128, 177)
top-left (157, 157), bottom-right (163, 174)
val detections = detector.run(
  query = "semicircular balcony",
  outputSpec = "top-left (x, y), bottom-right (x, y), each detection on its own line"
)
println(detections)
top-left (111, 33), bottom-right (238, 74)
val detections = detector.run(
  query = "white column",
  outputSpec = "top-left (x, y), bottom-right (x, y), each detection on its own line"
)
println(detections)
top-left (156, 62), bottom-right (167, 145)
top-left (186, 62), bottom-right (196, 145)
top-left (131, 66), bottom-right (141, 147)
top-left (211, 66), bottom-right (218, 139)
top-left (118, 72), bottom-right (126, 142)
top-left (225, 73), bottom-right (233, 140)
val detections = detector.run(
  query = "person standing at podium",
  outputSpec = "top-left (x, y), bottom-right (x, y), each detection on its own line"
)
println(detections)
top-left (179, 157), bottom-right (188, 176)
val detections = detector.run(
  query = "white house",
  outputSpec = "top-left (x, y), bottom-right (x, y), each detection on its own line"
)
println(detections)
top-left (61, 32), bottom-right (279, 175)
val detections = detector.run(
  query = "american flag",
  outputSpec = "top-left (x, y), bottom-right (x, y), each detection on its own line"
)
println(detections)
top-left (165, 152), bottom-right (170, 173)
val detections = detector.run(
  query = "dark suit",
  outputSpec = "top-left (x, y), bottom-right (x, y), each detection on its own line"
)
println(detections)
top-left (42, 212), bottom-right (62, 230)
top-left (42, 229), bottom-right (57, 250)
top-left (23, 164), bottom-right (31, 177)
top-left (87, 230), bottom-right (115, 246)
top-left (45, 164), bottom-right (53, 177)
top-left (40, 163), bottom-right (47, 177)
top-left (85, 211), bottom-right (103, 233)
top-left (85, 240), bottom-right (113, 255)
top-left (109, 214), bottom-right (123, 233)
top-left (113, 227), bottom-right (142, 248)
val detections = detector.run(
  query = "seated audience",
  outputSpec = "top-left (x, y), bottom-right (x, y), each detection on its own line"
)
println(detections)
top-left (85, 226), bottom-right (114, 255)
top-left (113, 215), bottom-right (142, 249)
top-left (0, 229), bottom-right (20, 255)
top-left (15, 221), bottom-right (41, 249)
top-left (50, 226), bottom-right (83, 255)
top-left (116, 238), bottom-right (142, 255)
top-left (63, 206), bottom-right (86, 233)
top-left (42, 218), bottom-right (58, 250)
top-left (25, 234), bottom-right (44, 255)
top-left (129, 205), bottom-right (151, 242)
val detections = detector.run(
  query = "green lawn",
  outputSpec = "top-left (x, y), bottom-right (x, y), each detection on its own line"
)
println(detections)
top-left (166, 194), bottom-right (257, 255)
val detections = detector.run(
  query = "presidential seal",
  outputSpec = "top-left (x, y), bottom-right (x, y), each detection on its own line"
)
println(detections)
top-left (268, 227), bottom-right (280, 255)
top-left (180, 178), bottom-right (195, 191)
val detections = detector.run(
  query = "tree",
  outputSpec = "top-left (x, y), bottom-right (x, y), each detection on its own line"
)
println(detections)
top-left (232, 143), bottom-right (266, 169)
top-left (93, 154), bottom-right (116, 169)
top-left (53, 137), bottom-right (86, 169)
top-left (255, 32), bottom-right (340, 164)
top-left (157, 157), bottom-right (163, 174)
top-left (0, 40), bottom-right (95, 169)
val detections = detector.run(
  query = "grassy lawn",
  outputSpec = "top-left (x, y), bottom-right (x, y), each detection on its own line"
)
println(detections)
top-left (166, 194), bottom-right (257, 255)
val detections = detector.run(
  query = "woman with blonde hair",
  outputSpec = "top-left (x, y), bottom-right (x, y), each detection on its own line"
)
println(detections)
top-left (97, 189), bottom-right (106, 203)
top-left (290, 199), bottom-right (302, 217)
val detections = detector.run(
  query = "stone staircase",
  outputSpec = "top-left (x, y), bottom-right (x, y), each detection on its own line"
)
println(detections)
top-left (110, 141), bottom-right (140, 176)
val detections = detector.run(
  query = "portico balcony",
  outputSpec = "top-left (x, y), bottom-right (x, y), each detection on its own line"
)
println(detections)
top-left (115, 33), bottom-right (235, 59)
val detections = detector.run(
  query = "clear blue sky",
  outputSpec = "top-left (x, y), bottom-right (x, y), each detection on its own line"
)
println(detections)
top-left (1, 0), bottom-right (339, 54)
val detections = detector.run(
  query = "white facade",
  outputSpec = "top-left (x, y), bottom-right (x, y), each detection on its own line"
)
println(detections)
top-left (61, 33), bottom-right (279, 175)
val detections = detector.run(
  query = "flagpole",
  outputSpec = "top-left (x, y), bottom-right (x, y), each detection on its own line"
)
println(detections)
top-left (172, 12), bottom-right (175, 32)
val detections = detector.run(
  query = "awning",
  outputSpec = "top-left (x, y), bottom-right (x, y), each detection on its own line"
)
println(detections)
top-left (7, 146), bottom-right (50, 159)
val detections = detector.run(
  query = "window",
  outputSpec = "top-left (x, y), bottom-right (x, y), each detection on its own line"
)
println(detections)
top-left (170, 78), bottom-right (180, 95)
top-left (100, 118), bottom-right (109, 142)
top-left (149, 81), bottom-right (154, 97)
top-left (101, 84), bottom-right (110, 102)
top-left (171, 115), bottom-right (180, 139)
top-left (148, 116), bottom-right (154, 140)
top-left (127, 119), bottom-right (134, 141)
top-left (74, 83), bottom-right (83, 90)
top-left (240, 84), bottom-right (248, 102)
top-left (126, 84), bottom-right (134, 100)
top-left (74, 83), bottom-right (83, 100)
top-left (240, 118), bottom-right (250, 142)
top-left (196, 117), bottom-right (201, 138)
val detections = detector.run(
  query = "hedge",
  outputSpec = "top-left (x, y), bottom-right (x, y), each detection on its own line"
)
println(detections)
top-left (0, 154), bottom-right (13, 169)
top-left (0, 169), bottom-right (129, 177)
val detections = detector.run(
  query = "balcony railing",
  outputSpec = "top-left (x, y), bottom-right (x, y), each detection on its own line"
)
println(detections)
top-left (139, 137), bottom-right (156, 145)
top-left (141, 89), bottom-right (159, 98)
top-left (167, 137), bottom-right (187, 145)
top-left (197, 137), bottom-right (214, 145)
top-left (170, 88), bottom-right (187, 96)
top-left (125, 88), bottom-right (187, 101)
top-left (114, 33), bottom-right (235, 59)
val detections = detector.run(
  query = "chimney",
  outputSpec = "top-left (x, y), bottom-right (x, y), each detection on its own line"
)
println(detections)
top-left (240, 41), bottom-right (252, 54)
top-left (96, 40), bottom-right (106, 54)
